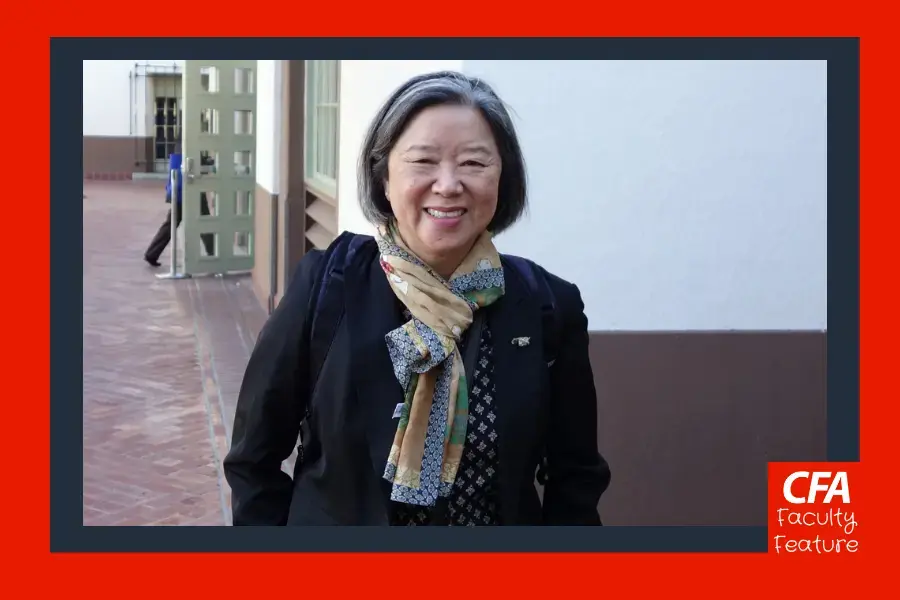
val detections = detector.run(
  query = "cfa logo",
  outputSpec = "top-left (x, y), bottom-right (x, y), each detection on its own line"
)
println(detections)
top-left (783, 471), bottom-right (850, 504)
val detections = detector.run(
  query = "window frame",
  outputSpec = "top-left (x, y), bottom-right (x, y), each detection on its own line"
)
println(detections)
top-left (304, 60), bottom-right (341, 200)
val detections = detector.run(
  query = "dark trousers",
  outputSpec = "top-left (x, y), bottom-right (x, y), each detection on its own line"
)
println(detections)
top-left (145, 198), bottom-right (215, 263)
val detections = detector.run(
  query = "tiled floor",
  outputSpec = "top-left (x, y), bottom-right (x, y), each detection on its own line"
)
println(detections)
top-left (82, 180), bottom-right (273, 526)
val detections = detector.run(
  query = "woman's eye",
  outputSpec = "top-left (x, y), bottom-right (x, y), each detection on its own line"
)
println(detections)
top-left (461, 160), bottom-right (485, 167)
top-left (412, 158), bottom-right (435, 164)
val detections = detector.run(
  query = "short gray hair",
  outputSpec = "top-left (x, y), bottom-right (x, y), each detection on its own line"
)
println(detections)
top-left (357, 71), bottom-right (528, 234)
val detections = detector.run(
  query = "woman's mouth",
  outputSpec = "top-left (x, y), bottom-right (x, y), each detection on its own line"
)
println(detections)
top-left (424, 208), bottom-right (466, 219)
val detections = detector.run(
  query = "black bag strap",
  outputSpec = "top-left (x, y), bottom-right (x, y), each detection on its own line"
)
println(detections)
top-left (296, 234), bottom-right (366, 467)
top-left (308, 260), bottom-right (347, 395)
top-left (307, 233), bottom-right (370, 397)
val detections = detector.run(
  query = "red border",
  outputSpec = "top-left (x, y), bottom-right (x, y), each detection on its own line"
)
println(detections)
top-left (18, 2), bottom-right (891, 591)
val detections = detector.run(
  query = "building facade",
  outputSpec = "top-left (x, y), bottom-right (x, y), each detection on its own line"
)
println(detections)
top-left (83, 59), bottom-right (828, 526)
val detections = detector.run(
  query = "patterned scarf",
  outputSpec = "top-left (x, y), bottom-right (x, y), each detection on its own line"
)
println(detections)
top-left (376, 221), bottom-right (505, 507)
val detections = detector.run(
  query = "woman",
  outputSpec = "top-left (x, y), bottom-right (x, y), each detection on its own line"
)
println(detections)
top-left (223, 71), bottom-right (611, 526)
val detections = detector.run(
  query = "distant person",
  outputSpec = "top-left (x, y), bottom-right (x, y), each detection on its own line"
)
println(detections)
top-left (144, 139), bottom-right (215, 267)
top-left (224, 71), bottom-right (611, 526)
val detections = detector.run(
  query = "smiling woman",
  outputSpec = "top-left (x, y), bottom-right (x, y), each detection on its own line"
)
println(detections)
top-left (224, 71), bottom-right (611, 526)
top-left (358, 72), bottom-right (528, 276)
top-left (384, 104), bottom-right (502, 278)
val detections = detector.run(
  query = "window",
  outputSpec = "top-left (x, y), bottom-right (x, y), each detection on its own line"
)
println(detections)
top-left (150, 74), bottom-right (181, 162)
top-left (305, 60), bottom-right (340, 197)
top-left (153, 96), bottom-right (180, 159)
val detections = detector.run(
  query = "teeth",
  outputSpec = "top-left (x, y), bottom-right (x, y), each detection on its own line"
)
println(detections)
top-left (426, 208), bottom-right (465, 218)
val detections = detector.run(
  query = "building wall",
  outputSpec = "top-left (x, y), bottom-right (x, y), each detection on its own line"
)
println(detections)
top-left (331, 59), bottom-right (828, 526)
top-left (84, 60), bottom-right (139, 137)
top-left (83, 60), bottom-right (185, 178)
top-left (255, 61), bottom-right (282, 196)
top-left (467, 59), bottom-right (828, 526)
top-left (464, 59), bottom-right (827, 332)
top-left (252, 60), bottom-right (283, 312)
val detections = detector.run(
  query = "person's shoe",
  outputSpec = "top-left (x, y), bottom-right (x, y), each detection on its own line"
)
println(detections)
top-left (144, 255), bottom-right (161, 268)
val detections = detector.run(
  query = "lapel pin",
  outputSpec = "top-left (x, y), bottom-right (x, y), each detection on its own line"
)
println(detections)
top-left (511, 337), bottom-right (531, 347)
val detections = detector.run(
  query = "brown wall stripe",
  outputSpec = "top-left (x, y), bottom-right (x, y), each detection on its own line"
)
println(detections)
top-left (589, 330), bottom-right (826, 526)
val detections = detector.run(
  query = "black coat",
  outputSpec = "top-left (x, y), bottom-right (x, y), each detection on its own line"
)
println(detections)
top-left (223, 235), bottom-right (611, 525)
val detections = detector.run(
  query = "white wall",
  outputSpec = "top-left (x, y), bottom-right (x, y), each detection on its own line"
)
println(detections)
top-left (83, 60), bottom-right (185, 137)
top-left (337, 60), bottom-right (464, 235)
top-left (460, 60), bottom-right (826, 331)
top-left (83, 60), bottom-right (134, 136)
top-left (255, 60), bottom-right (282, 194)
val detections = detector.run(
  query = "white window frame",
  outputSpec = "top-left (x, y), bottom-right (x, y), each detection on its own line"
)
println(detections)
top-left (304, 60), bottom-right (340, 199)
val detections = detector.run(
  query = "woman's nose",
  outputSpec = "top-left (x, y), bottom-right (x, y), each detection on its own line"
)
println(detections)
top-left (432, 165), bottom-right (463, 196)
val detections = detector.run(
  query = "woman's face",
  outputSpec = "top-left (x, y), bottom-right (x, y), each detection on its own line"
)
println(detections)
top-left (385, 104), bottom-right (501, 275)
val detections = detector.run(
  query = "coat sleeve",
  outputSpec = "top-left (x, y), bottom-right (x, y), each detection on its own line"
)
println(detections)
top-left (541, 280), bottom-right (612, 525)
top-left (223, 249), bottom-right (325, 525)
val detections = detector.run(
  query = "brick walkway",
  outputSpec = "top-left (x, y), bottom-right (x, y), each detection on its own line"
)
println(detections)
top-left (82, 180), bottom-right (272, 526)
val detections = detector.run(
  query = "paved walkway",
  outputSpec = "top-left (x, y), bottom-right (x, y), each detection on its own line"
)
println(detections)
top-left (82, 180), bottom-right (273, 526)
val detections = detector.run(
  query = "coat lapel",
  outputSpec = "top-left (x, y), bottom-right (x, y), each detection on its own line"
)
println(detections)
top-left (345, 251), bottom-right (405, 508)
top-left (490, 257), bottom-right (546, 523)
